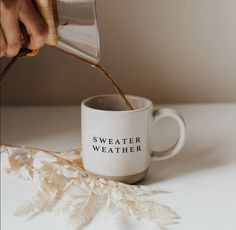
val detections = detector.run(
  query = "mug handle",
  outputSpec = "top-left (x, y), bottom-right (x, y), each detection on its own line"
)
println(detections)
top-left (151, 108), bottom-right (186, 160)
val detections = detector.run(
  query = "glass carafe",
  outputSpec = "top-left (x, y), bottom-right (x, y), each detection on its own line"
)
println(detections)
top-left (35, 0), bottom-right (100, 64)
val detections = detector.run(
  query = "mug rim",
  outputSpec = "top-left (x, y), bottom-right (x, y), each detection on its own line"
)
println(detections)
top-left (81, 94), bottom-right (153, 113)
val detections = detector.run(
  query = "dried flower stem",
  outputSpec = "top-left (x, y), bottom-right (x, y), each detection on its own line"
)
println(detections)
top-left (1, 144), bottom-right (85, 173)
top-left (1, 144), bottom-right (179, 230)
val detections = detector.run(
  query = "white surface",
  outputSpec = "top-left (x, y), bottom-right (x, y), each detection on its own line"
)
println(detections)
top-left (1, 104), bottom-right (236, 230)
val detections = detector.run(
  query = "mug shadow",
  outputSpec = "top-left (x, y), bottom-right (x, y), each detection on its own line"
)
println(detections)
top-left (139, 141), bottom-right (230, 185)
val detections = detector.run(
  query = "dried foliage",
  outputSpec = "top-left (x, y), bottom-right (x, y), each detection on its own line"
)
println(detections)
top-left (1, 145), bottom-right (179, 230)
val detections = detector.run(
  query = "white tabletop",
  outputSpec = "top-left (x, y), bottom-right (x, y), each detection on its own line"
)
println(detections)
top-left (1, 104), bottom-right (236, 230)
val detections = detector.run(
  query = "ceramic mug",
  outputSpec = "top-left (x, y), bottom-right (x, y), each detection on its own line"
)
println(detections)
top-left (81, 94), bottom-right (186, 184)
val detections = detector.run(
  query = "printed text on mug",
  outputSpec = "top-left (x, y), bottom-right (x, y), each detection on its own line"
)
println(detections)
top-left (92, 137), bottom-right (142, 154)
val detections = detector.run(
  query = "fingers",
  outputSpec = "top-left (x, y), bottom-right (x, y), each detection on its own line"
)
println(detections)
top-left (19, 0), bottom-right (48, 50)
top-left (0, 0), bottom-right (48, 57)
top-left (0, 0), bottom-right (23, 57)
top-left (0, 26), bottom-right (7, 56)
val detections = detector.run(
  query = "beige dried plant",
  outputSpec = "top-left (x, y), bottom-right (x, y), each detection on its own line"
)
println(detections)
top-left (1, 145), bottom-right (179, 230)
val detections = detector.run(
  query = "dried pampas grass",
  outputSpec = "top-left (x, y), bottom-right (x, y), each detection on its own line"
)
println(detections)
top-left (1, 145), bottom-right (179, 230)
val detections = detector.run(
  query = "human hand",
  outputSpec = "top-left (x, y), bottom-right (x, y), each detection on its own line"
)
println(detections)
top-left (0, 0), bottom-right (48, 57)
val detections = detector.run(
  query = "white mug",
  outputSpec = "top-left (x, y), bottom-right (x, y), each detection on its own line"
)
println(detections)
top-left (81, 94), bottom-right (186, 184)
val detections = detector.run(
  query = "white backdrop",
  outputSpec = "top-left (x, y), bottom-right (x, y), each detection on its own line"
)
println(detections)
top-left (1, 0), bottom-right (236, 105)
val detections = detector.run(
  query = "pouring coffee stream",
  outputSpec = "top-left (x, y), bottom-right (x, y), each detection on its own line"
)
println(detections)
top-left (0, 0), bottom-right (134, 110)
top-left (55, 47), bottom-right (134, 110)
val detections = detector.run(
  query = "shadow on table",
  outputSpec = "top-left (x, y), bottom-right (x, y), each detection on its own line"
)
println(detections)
top-left (140, 140), bottom-right (230, 185)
